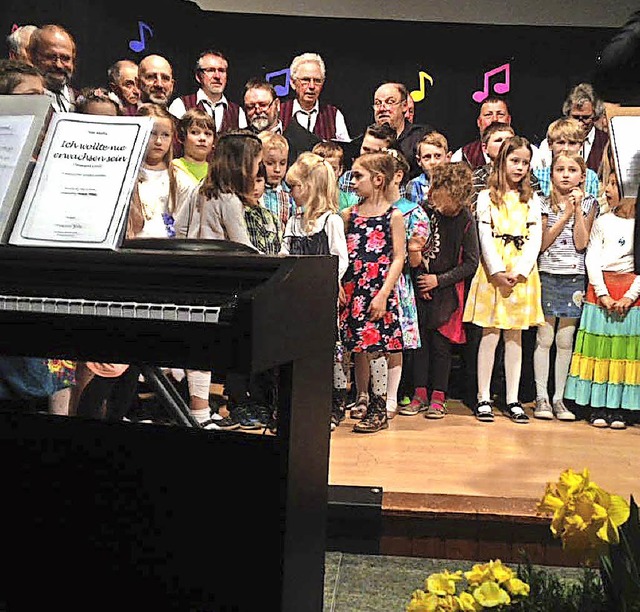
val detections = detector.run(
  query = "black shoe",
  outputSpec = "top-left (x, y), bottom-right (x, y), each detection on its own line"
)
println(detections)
top-left (609, 409), bottom-right (627, 430)
top-left (506, 402), bottom-right (529, 424)
top-left (228, 401), bottom-right (262, 430)
top-left (475, 400), bottom-right (494, 422)
top-left (589, 408), bottom-right (609, 428)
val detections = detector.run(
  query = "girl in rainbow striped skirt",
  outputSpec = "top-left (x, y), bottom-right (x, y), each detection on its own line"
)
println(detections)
top-left (565, 172), bottom-right (640, 429)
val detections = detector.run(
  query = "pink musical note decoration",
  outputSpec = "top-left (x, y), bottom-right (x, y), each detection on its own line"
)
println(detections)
top-left (266, 68), bottom-right (291, 97)
top-left (472, 63), bottom-right (510, 103)
top-left (129, 21), bottom-right (153, 53)
top-left (11, 24), bottom-right (19, 33)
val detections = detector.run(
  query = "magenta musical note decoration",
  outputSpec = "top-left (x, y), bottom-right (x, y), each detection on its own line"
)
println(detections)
top-left (410, 70), bottom-right (434, 103)
top-left (472, 63), bottom-right (510, 103)
top-left (266, 68), bottom-right (291, 97)
top-left (128, 21), bottom-right (153, 53)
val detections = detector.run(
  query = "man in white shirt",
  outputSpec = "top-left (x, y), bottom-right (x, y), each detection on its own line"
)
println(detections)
top-left (168, 50), bottom-right (246, 134)
top-left (28, 24), bottom-right (77, 112)
top-left (278, 52), bottom-right (350, 142)
top-left (537, 83), bottom-right (608, 173)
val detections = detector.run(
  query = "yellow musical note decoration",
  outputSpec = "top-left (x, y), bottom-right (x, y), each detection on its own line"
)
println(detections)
top-left (410, 71), bottom-right (434, 103)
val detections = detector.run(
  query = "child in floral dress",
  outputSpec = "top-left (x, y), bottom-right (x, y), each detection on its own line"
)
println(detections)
top-left (340, 152), bottom-right (406, 433)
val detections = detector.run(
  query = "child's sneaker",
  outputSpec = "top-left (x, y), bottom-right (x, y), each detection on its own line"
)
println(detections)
top-left (425, 400), bottom-right (446, 419)
top-left (398, 396), bottom-right (411, 407)
top-left (534, 397), bottom-right (554, 420)
top-left (552, 399), bottom-right (576, 422)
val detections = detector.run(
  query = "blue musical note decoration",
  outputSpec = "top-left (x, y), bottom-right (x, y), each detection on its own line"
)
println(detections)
top-left (266, 68), bottom-right (291, 97)
top-left (129, 21), bottom-right (153, 53)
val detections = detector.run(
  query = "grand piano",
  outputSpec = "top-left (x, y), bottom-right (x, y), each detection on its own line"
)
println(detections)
top-left (0, 241), bottom-right (338, 612)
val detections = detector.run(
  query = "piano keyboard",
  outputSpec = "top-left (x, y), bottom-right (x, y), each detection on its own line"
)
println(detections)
top-left (0, 294), bottom-right (221, 323)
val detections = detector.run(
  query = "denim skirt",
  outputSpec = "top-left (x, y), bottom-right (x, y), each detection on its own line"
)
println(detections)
top-left (539, 272), bottom-right (585, 318)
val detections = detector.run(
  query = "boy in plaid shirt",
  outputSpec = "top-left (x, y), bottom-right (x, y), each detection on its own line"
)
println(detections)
top-left (258, 131), bottom-right (296, 227)
top-left (244, 163), bottom-right (282, 254)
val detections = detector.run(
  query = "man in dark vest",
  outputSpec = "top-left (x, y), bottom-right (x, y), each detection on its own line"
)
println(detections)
top-left (451, 95), bottom-right (518, 170)
top-left (169, 49), bottom-right (246, 135)
top-left (562, 83), bottom-right (608, 174)
top-left (244, 77), bottom-right (319, 166)
top-left (279, 52), bottom-right (350, 143)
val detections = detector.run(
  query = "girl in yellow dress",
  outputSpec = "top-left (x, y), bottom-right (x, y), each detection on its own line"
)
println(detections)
top-left (463, 136), bottom-right (545, 423)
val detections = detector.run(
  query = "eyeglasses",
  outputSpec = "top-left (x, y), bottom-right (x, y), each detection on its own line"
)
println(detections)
top-left (570, 113), bottom-right (594, 122)
top-left (372, 98), bottom-right (404, 109)
top-left (37, 52), bottom-right (73, 64)
top-left (198, 67), bottom-right (227, 75)
top-left (245, 99), bottom-right (276, 113)
top-left (151, 131), bottom-right (173, 141)
top-left (296, 77), bottom-right (324, 86)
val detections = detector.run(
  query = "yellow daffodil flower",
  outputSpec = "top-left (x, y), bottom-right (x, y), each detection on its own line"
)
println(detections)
top-left (456, 591), bottom-right (482, 611)
top-left (473, 581), bottom-right (511, 607)
top-left (537, 468), bottom-right (630, 556)
top-left (504, 577), bottom-right (530, 597)
top-left (426, 570), bottom-right (463, 596)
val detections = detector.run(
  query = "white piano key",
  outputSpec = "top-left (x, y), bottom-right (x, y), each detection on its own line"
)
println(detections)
top-left (190, 307), bottom-right (205, 323)
top-left (177, 306), bottom-right (191, 322)
top-left (162, 305), bottom-right (178, 321)
top-left (69, 299), bottom-right (84, 315)
top-left (204, 308), bottom-right (220, 323)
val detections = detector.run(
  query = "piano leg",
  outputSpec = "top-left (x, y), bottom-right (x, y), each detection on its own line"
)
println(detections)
top-left (138, 365), bottom-right (200, 428)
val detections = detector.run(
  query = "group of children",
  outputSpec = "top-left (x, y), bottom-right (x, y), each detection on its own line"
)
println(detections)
top-left (8, 94), bottom-right (635, 436)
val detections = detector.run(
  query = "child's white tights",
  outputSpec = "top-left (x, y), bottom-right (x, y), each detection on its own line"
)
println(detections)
top-left (533, 316), bottom-right (577, 402)
top-left (477, 328), bottom-right (522, 405)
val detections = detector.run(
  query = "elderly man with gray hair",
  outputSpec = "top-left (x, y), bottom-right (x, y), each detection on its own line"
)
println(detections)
top-left (537, 82), bottom-right (608, 173)
top-left (6, 25), bottom-right (37, 63)
top-left (278, 52), bottom-right (350, 142)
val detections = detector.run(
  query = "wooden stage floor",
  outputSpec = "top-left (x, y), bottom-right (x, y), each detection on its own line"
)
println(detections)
top-left (327, 400), bottom-right (640, 564)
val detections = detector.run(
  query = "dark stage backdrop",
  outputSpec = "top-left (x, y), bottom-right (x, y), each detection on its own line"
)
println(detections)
top-left (2, 0), bottom-right (617, 151)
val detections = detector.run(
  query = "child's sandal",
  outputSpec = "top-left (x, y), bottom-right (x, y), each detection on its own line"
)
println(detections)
top-left (507, 402), bottom-right (529, 424)
top-left (475, 400), bottom-right (494, 422)
top-left (350, 393), bottom-right (368, 419)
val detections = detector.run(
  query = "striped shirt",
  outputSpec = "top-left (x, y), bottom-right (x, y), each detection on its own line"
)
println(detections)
top-left (534, 167), bottom-right (599, 199)
top-left (538, 195), bottom-right (597, 275)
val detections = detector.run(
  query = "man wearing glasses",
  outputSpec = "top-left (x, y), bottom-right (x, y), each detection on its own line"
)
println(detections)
top-left (245, 78), bottom-right (320, 166)
top-left (27, 24), bottom-right (77, 112)
top-left (279, 52), bottom-right (350, 142)
top-left (562, 83), bottom-right (608, 173)
top-left (169, 50), bottom-right (246, 134)
top-left (536, 83), bottom-right (608, 173)
top-left (372, 81), bottom-right (435, 180)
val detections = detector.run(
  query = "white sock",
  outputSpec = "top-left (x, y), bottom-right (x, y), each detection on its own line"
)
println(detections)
top-left (553, 318), bottom-right (577, 402)
top-left (533, 317), bottom-right (554, 400)
top-left (190, 408), bottom-right (210, 424)
top-left (504, 329), bottom-right (522, 405)
top-left (477, 328), bottom-right (500, 401)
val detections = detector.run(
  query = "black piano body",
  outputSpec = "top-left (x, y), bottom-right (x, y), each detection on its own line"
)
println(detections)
top-left (0, 243), bottom-right (337, 612)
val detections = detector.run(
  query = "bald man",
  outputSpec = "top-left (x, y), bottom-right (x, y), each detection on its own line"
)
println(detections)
top-left (137, 54), bottom-right (174, 107)
top-left (28, 24), bottom-right (77, 112)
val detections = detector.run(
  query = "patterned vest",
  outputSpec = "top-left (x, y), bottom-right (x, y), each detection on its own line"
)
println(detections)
top-left (586, 128), bottom-right (608, 174)
top-left (179, 93), bottom-right (241, 134)
top-left (279, 99), bottom-right (338, 141)
top-left (461, 140), bottom-right (486, 170)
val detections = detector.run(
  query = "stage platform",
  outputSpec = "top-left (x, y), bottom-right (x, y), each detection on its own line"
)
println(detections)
top-left (327, 400), bottom-right (640, 567)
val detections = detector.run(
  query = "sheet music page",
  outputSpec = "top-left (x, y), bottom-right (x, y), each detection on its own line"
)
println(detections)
top-left (0, 115), bottom-right (35, 209)
top-left (609, 116), bottom-right (640, 200)
top-left (9, 114), bottom-right (152, 249)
